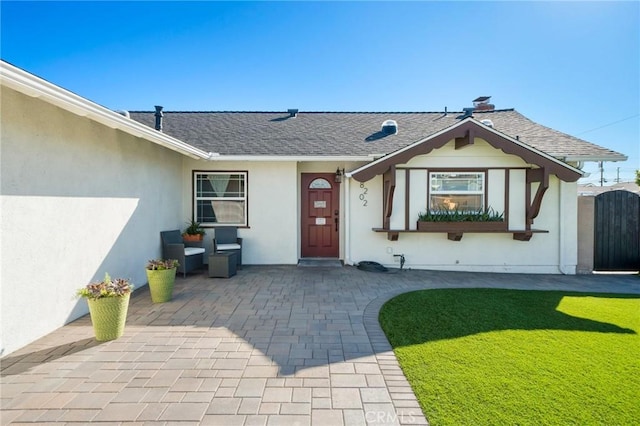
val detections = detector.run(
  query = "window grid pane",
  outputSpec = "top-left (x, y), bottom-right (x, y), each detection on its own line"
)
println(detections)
top-left (430, 173), bottom-right (483, 192)
top-left (430, 194), bottom-right (483, 211)
top-left (429, 172), bottom-right (485, 212)
top-left (195, 172), bottom-right (247, 226)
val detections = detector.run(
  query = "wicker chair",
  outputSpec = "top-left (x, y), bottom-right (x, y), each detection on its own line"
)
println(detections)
top-left (213, 227), bottom-right (242, 267)
top-left (160, 230), bottom-right (205, 277)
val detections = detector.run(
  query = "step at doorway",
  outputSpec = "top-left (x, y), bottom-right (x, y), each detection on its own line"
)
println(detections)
top-left (297, 258), bottom-right (343, 268)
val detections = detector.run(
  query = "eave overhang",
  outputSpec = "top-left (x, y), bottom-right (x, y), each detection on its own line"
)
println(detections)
top-left (0, 60), bottom-right (214, 160)
top-left (348, 118), bottom-right (584, 183)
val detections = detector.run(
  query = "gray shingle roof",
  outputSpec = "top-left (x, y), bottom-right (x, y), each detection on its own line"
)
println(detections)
top-left (128, 109), bottom-right (626, 161)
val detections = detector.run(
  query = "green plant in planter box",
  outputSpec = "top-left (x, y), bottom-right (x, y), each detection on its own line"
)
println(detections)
top-left (418, 207), bottom-right (504, 222)
top-left (146, 259), bottom-right (179, 303)
top-left (77, 273), bottom-right (133, 341)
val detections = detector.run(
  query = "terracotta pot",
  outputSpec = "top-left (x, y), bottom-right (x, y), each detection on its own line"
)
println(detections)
top-left (182, 233), bottom-right (203, 242)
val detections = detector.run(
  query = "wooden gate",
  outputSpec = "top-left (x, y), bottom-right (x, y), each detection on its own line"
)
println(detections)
top-left (594, 190), bottom-right (640, 271)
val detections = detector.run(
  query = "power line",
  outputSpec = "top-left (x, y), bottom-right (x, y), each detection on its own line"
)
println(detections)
top-left (576, 113), bottom-right (640, 136)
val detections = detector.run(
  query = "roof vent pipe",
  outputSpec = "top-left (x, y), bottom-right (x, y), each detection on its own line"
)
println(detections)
top-left (154, 105), bottom-right (164, 131)
top-left (288, 108), bottom-right (298, 118)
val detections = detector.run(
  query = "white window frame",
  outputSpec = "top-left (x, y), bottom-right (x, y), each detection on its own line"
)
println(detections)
top-left (194, 171), bottom-right (247, 227)
top-left (429, 171), bottom-right (485, 212)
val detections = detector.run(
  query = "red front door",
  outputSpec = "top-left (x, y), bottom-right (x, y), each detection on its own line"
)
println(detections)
top-left (301, 173), bottom-right (340, 258)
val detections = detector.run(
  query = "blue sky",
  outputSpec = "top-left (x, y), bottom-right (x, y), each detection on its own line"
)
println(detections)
top-left (2, 1), bottom-right (638, 184)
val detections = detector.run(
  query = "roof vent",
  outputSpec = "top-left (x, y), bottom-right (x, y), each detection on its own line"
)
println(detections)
top-left (462, 107), bottom-right (475, 118)
top-left (116, 110), bottom-right (130, 118)
top-left (154, 105), bottom-right (163, 131)
top-left (480, 119), bottom-right (494, 128)
top-left (288, 108), bottom-right (298, 118)
top-left (381, 119), bottom-right (398, 135)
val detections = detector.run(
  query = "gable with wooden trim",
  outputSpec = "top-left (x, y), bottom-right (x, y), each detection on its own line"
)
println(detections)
top-left (347, 118), bottom-right (583, 242)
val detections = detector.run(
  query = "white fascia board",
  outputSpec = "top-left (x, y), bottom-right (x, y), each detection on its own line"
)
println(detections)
top-left (1, 61), bottom-right (214, 160)
top-left (562, 154), bottom-right (628, 162)
top-left (208, 155), bottom-right (376, 162)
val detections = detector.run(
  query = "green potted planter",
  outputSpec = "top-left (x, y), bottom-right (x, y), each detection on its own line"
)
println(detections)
top-left (77, 273), bottom-right (133, 341)
top-left (146, 259), bottom-right (179, 303)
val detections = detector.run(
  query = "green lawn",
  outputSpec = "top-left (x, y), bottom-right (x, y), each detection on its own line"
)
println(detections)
top-left (379, 289), bottom-right (640, 426)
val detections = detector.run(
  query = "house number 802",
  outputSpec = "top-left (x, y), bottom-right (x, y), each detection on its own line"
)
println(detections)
top-left (359, 182), bottom-right (368, 207)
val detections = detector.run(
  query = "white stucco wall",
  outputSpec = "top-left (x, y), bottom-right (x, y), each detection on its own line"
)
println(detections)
top-left (346, 139), bottom-right (578, 274)
top-left (181, 161), bottom-right (363, 265)
top-left (181, 160), bottom-right (300, 265)
top-left (1, 88), bottom-right (185, 356)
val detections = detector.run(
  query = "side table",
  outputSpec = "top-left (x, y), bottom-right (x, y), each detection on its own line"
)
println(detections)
top-left (208, 252), bottom-right (238, 278)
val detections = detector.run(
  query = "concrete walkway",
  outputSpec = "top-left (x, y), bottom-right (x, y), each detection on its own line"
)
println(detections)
top-left (2, 266), bottom-right (638, 425)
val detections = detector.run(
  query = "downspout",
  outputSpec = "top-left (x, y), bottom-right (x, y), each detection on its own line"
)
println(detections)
top-left (344, 174), bottom-right (352, 266)
top-left (558, 180), bottom-right (570, 274)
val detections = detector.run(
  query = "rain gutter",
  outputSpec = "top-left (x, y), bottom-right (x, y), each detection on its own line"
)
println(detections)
top-left (206, 155), bottom-right (379, 162)
top-left (0, 60), bottom-right (215, 160)
top-left (562, 154), bottom-right (628, 162)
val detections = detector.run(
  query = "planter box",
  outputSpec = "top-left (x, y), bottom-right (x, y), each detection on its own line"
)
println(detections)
top-left (183, 234), bottom-right (203, 242)
top-left (416, 221), bottom-right (507, 232)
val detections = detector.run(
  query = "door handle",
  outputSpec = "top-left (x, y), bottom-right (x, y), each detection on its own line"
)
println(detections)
top-left (335, 217), bottom-right (339, 232)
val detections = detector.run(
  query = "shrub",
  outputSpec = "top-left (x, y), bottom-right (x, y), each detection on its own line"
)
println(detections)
top-left (77, 273), bottom-right (133, 300)
top-left (146, 259), bottom-right (179, 270)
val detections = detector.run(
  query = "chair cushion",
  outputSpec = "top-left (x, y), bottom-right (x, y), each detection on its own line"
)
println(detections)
top-left (185, 247), bottom-right (206, 256)
top-left (217, 243), bottom-right (241, 250)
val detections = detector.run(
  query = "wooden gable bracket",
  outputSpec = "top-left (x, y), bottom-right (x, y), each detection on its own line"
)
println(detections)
top-left (447, 232), bottom-right (464, 241)
top-left (454, 128), bottom-right (475, 150)
top-left (525, 167), bottom-right (549, 226)
top-left (382, 165), bottom-right (396, 233)
top-left (513, 231), bottom-right (534, 242)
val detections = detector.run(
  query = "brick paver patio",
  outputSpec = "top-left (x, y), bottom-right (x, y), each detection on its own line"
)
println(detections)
top-left (2, 266), bottom-right (638, 425)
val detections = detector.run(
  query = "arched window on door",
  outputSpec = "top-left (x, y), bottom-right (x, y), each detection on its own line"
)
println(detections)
top-left (309, 178), bottom-right (332, 189)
